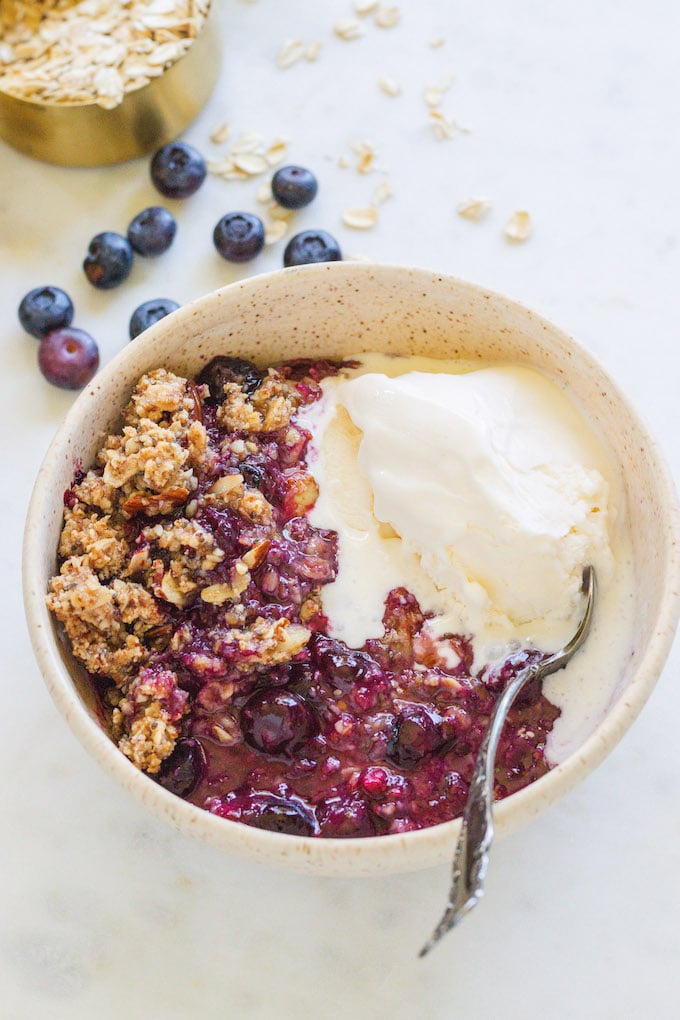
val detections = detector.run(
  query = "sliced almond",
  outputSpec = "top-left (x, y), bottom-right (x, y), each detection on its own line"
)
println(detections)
top-left (242, 539), bottom-right (272, 570)
top-left (505, 210), bottom-right (532, 242)
top-left (342, 206), bottom-right (379, 229)
top-left (457, 197), bottom-right (492, 221)
top-left (159, 572), bottom-right (189, 608)
top-left (208, 474), bottom-right (244, 497)
top-left (122, 487), bottom-right (189, 515)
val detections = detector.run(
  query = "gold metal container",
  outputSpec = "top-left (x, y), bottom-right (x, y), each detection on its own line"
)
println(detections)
top-left (0, 6), bottom-right (221, 168)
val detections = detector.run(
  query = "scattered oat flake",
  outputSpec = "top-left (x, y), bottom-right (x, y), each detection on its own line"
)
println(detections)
top-left (256, 181), bottom-right (273, 204)
top-left (343, 206), bottom-right (379, 229)
top-left (379, 76), bottom-right (401, 96)
top-left (231, 132), bottom-right (265, 154)
top-left (267, 202), bottom-right (295, 222)
top-left (355, 0), bottom-right (379, 13)
top-left (334, 19), bottom-right (365, 41)
top-left (375, 6), bottom-right (401, 28)
top-left (429, 37), bottom-right (445, 48)
top-left (305, 41), bottom-right (322, 61)
top-left (353, 140), bottom-right (377, 174)
top-left (505, 211), bottom-right (532, 242)
top-left (265, 220), bottom-right (288, 245)
top-left (457, 197), bottom-right (492, 221)
top-left (373, 180), bottom-right (394, 204)
top-left (210, 121), bottom-right (231, 145)
top-left (429, 110), bottom-right (455, 140)
top-left (277, 39), bottom-right (305, 69)
top-left (338, 155), bottom-right (350, 169)
top-left (265, 138), bottom-right (289, 166)
top-left (232, 153), bottom-right (269, 176)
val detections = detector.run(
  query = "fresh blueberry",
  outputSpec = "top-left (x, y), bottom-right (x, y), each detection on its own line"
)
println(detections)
top-left (127, 206), bottom-right (177, 256)
top-left (213, 212), bottom-right (265, 262)
top-left (129, 298), bottom-right (180, 340)
top-left (83, 231), bottom-right (134, 289)
top-left (150, 141), bottom-right (206, 198)
top-left (271, 165), bottom-right (318, 210)
top-left (196, 355), bottom-right (263, 399)
top-left (18, 286), bottom-right (74, 339)
top-left (241, 687), bottom-right (318, 757)
top-left (156, 737), bottom-right (206, 798)
top-left (283, 230), bottom-right (341, 267)
top-left (38, 327), bottom-right (99, 390)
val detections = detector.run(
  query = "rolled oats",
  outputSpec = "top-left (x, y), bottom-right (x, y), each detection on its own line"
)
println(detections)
top-left (505, 210), bottom-right (532, 242)
top-left (457, 197), bottom-right (492, 221)
top-left (0, 0), bottom-right (211, 109)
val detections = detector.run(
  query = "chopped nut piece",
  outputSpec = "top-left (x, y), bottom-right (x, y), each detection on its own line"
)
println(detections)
top-left (208, 474), bottom-right (245, 497)
top-left (379, 76), bottom-right (401, 96)
top-left (342, 206), bottom-right (379, 229)
top-left (242, 539), bottom-right (271, 570)
top-left (457, 197), bottom-right (492, 221)
top-left (505, 210), bottom-right (532, 242)
top-left (122, 487), bottom-right (190, 515)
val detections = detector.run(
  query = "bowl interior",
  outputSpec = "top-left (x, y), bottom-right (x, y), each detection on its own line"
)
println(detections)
top-left (24, 263), bottom-right (680, 874)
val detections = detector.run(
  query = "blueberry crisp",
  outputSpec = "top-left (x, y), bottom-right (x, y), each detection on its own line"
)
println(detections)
top-left (47, 356), bottom-right (560, 838)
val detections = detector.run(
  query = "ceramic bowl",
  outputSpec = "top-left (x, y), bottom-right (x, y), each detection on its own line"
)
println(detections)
top-left (22, 263), bottom-right (680, 875)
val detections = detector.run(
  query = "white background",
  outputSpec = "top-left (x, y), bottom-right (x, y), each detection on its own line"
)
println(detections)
top-left (1, 1), bottom-right (679, 1017)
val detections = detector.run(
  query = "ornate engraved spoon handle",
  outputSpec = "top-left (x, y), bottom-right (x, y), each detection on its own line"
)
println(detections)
top-left (420, 566), bottom-right (596, 957)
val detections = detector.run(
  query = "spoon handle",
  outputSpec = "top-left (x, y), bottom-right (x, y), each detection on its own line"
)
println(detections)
top-left (419, 566), bottom-right (597, 958)
top-left (419, 662), bottom-right (539, 956)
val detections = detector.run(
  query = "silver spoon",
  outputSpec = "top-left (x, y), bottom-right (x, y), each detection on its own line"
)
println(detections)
top-left (420, 565), bottom-right (597, 957)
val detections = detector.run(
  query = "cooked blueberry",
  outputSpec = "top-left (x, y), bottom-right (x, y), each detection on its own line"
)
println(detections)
top-left (38, 327), bottom-right (99, 390)
top-left (127, 206), bottom-right (177, 256)
top-left (156, 737), bottom-right (206, 798)
top-left (214, 790), bottom-right (317, 836)
top-left (150, 141), bottom-right (206, 198)
top-left (196, 355), bottom-right (263, 399)
top-left (283, 229), bottom-right (341, 267)
top-left (387, 706), bottom-right (444, 767)
top-left (317, 791), bottom-right (376, 838)
top-left (129, 298), bottom-right (180, 339)
top-left (213, 212), bottom-right (265, 262)
top-left (311, 635), bottom-right (382, 690)
top-left (241, 687), bottom-right (318, 757)
top-left (248, 797), bottom-right (317, 836)
top-left (18, 286), bottom-right (73, 339)
top-left (83, 231), bottom-right (133, 289)
top-left (271, 165), bottom-right (318, 210)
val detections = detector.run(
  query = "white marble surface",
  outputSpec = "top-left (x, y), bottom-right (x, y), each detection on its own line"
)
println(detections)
top-left (2, 1), bottom-right (680, 1016)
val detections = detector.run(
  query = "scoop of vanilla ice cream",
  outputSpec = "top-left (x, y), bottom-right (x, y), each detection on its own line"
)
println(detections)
top-left (303, 362), bottom-right (617, 653)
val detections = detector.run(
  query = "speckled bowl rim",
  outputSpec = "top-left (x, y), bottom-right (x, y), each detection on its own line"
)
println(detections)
top-left (23, 263), bottom-right (680, 875)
